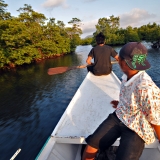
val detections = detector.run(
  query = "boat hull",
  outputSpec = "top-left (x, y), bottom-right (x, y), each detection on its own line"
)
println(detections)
top-left (36, 72), bottom-right (160, 160)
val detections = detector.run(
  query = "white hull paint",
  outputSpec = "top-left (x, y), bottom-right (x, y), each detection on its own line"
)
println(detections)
top-left (36, 72), bottom-right (160, 160)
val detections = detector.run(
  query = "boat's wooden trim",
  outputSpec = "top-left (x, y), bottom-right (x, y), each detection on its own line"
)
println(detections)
top-left (51, 136), bottom-right (159, 148)
top-left (51, 136), bottom-right (85, 144)
top-left (35, 136), bottom-right (56, 160)
top-left (36, 138), bottom-right (160, 160)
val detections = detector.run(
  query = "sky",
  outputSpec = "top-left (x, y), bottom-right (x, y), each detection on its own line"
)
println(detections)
top-left (5, 0), bottom-right (160, 38)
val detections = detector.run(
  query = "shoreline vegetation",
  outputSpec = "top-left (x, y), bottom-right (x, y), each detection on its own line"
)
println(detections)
top-left (0, 1), bottom-right (160, 71)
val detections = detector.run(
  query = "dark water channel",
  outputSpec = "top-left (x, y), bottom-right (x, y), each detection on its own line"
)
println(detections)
top-left (0, 44), bottom-right (160, 160)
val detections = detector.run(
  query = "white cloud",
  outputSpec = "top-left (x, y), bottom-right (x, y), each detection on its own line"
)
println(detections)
top-left (42, 0), bottom-right (68, 9)
top-left (83, 0), bottom-right (99, 2)
top-left (80, 8), bottom-right (160, 38)
top-left (120, 8), bottom-right (157, 28)
top-left (81, 19), bottom-right (98, 38)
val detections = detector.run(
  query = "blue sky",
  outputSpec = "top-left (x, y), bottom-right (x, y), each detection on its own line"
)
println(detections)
top-left (5, 0), bottom-right (160, 38)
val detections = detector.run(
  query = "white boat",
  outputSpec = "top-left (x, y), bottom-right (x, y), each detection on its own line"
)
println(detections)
top-left (35, 72), bottom-right (160, 160)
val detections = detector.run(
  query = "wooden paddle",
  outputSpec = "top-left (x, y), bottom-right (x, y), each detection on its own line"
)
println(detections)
top-left (47, 60), bottom-right (118, 75)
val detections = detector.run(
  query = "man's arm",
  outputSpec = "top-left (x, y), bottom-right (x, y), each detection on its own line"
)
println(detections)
top-left (86, 56), bottom-right (93, 65)
top-left (114, 55), bottom-right (119, 61)
top-left (152, 124), bottom-right (160, 142)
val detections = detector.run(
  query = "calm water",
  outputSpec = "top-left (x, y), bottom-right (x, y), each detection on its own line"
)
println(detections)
top-left (0, 44), bottom-right (160, 160)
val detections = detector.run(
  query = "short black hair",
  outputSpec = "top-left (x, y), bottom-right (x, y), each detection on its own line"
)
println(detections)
top-left (96, 32), bottom-right (105, 45)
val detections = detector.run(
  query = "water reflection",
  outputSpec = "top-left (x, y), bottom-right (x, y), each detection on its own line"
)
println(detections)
top-left (0, 46), bottom-right (91, 160)
top-left (0, 44), bottom-right (159, 160)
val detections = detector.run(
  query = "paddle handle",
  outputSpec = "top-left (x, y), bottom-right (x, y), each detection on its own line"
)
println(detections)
top-left (77, 60), bottom-right (118, 69)
top-left (77, 64), bottom-right (88, 68)
top-left (10, 148), bottom-right (21, 160)
top-left (111, 60), bottom-right (118, 64)
top-left (47, 60), bottom-right (118, 75)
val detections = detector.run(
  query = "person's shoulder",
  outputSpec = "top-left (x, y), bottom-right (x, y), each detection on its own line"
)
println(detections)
top-left (137, 72), bottom-right (159, 91)
top-left (89, 47), bottom-right (95, 51)
top-left (103, 45), bottom-right (114, 50)
top-left (93, 45), bottom-right (99, 49)
top-left (104, 44), bottom-right (111, 47)
top-left (94, 44), bottom-right (106, 49)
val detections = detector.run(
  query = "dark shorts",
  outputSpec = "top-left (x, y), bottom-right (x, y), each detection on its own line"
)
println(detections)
top-left (85, 112), bottom-right (144, 160)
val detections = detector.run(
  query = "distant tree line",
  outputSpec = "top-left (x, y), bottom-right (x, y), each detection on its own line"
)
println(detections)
top-left (81, 15), bottom-right (160, 48)
top-left (0, 1), bottom-right (82, 69)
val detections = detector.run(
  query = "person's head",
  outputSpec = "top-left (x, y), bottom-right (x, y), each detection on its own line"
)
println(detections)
top-left (119, 42), bottom-right (151, 74)
top-left (96, 32), bottom-right (105, 45)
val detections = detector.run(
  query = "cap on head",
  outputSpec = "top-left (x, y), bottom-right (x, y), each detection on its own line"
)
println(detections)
top-left (119, 42), bottom-right (151, 70)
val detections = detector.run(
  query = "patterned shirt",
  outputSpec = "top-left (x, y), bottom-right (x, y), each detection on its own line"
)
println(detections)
top-left (116, 71), bottom-right (160, 144)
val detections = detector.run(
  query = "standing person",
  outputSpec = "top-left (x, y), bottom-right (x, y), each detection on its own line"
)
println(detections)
top-left (82, 42), bottom-right (160, 160)
top-left (86, 32), bottom-right (118, 76)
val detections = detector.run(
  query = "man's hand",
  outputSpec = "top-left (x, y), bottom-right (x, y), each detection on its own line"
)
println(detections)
top-left (110, 100), bottom-right (119, 108)
top-left (151, 124), bottom-right (160, 143)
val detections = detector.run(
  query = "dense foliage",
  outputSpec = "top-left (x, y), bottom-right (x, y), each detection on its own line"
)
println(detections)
top-left (80, 37), bottom-right (93, 45)
top-left (0, 1), bottom-right (160, 69)
top-left (86, 15), bottom-right (160, 48)
top-left (0, 1), bottom-right (82, 69)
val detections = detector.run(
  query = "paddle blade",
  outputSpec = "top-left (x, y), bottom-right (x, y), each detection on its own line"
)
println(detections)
top-left (47, 67), bottom-right (73, 75)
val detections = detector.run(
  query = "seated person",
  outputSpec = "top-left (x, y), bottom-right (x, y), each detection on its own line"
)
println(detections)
top-left (82, 42), bottom-right (160, 160)
top-left (86, 32), bottom-right (118, 76)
